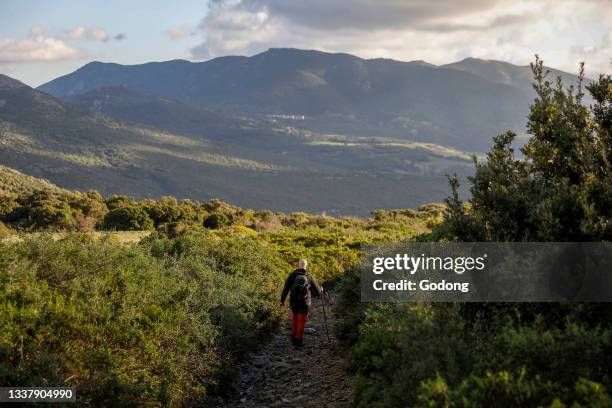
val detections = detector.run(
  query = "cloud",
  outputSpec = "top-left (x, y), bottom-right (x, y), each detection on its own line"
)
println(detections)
top-left (0, 27), bottom-right (84, 63)
top-left (165, 26), bottom-right (196, 40)
top-left (571, 32), bottom-right (612, 74)
top-left (235, 0), bottom-right (505, 31)
top-left (190, 0), bottom-right (611, 75)
top-left (62, 26), bottom-right (109, 42)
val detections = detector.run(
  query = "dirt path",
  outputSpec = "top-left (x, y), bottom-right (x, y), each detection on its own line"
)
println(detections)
top-left (212, 299), bottom-right (353, 407)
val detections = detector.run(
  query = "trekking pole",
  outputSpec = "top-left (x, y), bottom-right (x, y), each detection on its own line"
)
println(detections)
top-left (320, 291), bottom-right (331, 343)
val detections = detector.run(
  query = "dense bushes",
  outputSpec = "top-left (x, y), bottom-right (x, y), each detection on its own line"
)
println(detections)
top-left (417, 373), bottom-right (611, 407)
top-left (0, 187), bottom-right (438, 245)
top-left (335, 61), bottom-right (612, 407)
top-left (340, 298), bottom-right (612, 407)
top-left (204, 213), bottom-right (230, 229)
top-left (0, 232), bottom-right (289, 405)
top-left (436, 59), bottom-right (611, 242)
top-left (102, 206), bottom-right (154, 231)
top-left (0, 186), bottom-right (440, 405)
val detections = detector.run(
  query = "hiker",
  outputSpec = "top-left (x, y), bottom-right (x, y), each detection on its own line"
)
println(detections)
top-left (280, 259), bottom-right (323, 348)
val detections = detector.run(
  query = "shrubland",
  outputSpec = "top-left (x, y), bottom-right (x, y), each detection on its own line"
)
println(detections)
top-left (0, 176), bottom-right (437, 404)
top-left (3, 57), bottom-right (608, 407)
top-left (0, 232), bottom-right (293, 405)
top-left (335, 59), bottom-right (612, 407)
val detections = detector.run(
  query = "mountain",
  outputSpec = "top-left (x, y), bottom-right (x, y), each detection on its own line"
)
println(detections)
top-left (0, 74), bottom-right (473, 215)
top-left (62, 86), bottom-right (241, 137)
top-left (38, 48), bottom-right (588, 152)
top-left (443, 57), bottom-right (589, 96)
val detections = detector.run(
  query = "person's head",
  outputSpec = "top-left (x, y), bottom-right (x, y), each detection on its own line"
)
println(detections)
top-left (298, 259), bottom-right (308, 270)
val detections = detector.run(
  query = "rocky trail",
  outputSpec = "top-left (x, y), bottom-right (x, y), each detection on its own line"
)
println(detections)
top-left (212, 297), bottom-right (353, 407)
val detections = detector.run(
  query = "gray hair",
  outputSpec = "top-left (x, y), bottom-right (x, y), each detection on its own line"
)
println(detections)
top-left (298, 259), bottom-right (308, 269)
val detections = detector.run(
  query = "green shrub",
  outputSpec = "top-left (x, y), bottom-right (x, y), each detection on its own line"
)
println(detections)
top-left (337, 264), bottom-right (612, 408)
top-left (347, 303), bottom-right (472, 408)
top-left (204, 213), bottom-right (230, 229)
top-left (0, 233), bottom-right (289, 405)
top-left (416, 374), bottom-right (612, 408)
top-left (28, 199), bottom-right (76, 230)
top-left (104, 195), bottom-right (136, 211)
top-left (0, 193), bottom-right (20, 222)
top-left (146, 196), bottom-right (205, 226)
top-left (437, 59), bottom-right (612, 243)
top-left (70, 191), bottom-right (109, 231)
top-left (416, 371), bottom-right (558, 407)
top-left (102, 206), bottom-right (154, 231)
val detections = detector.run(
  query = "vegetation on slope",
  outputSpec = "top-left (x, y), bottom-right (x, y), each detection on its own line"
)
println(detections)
top-left (0, 165), bottom-right (68, 194)
top-left (39, 48), bottom-right (585, 152)
top-left (0, 73), bottom-right (472, 215)
top-left (2, 57), bottom-right (607, 407)
top-left (0, 168), bottom-right (440, 404)
top-left (335, 60), bottom-right (612, 407)
top-left (1, 233), bottom-right (289, 405)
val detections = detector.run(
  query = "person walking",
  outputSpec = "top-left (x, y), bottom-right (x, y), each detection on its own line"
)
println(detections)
top-left (280, 259), bottom-right (323, 349)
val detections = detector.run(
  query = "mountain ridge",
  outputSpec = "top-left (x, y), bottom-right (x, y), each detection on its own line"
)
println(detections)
top-left (1, 73), bottom-right (473, 215)
top-left (37, 48), bottom-right (588, 152)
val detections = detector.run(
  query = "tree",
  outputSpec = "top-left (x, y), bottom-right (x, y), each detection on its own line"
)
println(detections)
top-left (439, 58), bottom-right (612, 242)
top-left (102, 206), bottom-right (154, 231)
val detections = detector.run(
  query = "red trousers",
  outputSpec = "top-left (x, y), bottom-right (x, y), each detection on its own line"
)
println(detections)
top-left (291, 313), bottom-right (308, 341)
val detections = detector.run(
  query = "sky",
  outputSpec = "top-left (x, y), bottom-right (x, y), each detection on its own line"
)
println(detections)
top-left (0, 0), bottom-right (610, 87)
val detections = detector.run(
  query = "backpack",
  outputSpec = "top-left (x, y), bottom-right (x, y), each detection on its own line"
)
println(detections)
top-left (291, 273), bottom-right (310, 302)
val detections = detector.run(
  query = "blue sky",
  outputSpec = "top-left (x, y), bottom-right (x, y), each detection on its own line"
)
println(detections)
top-left (1, 1), bottom-right (610, 87)
top-left (0, 0), bottom-right (207, 86)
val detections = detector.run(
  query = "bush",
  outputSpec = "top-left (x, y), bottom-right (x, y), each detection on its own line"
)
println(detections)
top-left (346, 303), bottom-right (473, 408)
top-left (416, 371), bottom-right (558, 407)
top-left (0, 233), bottom-right (289, 405)
top-left (336, 255), bottom-right (612, 408)
top-left (28, 199), bottom-right (76, 230)
top-left (204, 213), bottom-right (230, 229)
top-left (0, 193), bottom-right (20, 222)
top-left (70, 191), bottom-right (108, 231)
top-left (102, 206), bottom-right (154, 231)
top-left (104, 195), bottom-right (136, 211)
top-left (416, 374), bottom-right (612, 408)
top-left (437, 59), bottom-right (612, 242)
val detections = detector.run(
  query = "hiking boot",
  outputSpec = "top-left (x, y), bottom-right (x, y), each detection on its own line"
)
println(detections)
top-left (294, 340), bottom-right (304, 349)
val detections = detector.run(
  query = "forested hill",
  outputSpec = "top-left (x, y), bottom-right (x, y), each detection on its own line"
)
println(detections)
top-left (0, 74), bottom-right (472, 216)
top-left (39, 48), bottom-right (588, 153)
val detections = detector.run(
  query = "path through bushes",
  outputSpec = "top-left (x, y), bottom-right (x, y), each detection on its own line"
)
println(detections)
top-left (212, 298), bottom-right (352, 407)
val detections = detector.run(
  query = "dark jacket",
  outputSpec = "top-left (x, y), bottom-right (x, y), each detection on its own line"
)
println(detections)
top-left (281, 268), bottom-right (322, 314)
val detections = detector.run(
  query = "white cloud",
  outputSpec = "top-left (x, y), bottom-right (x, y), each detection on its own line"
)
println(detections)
top-left (0, 27), bottom-right (84, 63)
top-left (165, 25), bottom-right (197, 40)
top-left (190, 0), bottom-right (611, 75)
top-left (62, 26), bottom-right (109, 42)
top-left (571, 32), bottom-right (612, 74)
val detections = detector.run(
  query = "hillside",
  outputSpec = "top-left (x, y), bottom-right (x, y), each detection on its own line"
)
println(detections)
top-left (0, 164), bottom-right (68, 194)
top-left (0, 74), bottom-right (472, 216)
top-left (443, 57), bottom-right (589, 97)
top-left (62, 87), bottom-right (241, 138)
top-left (39, 49), bottom-right (586, 152)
